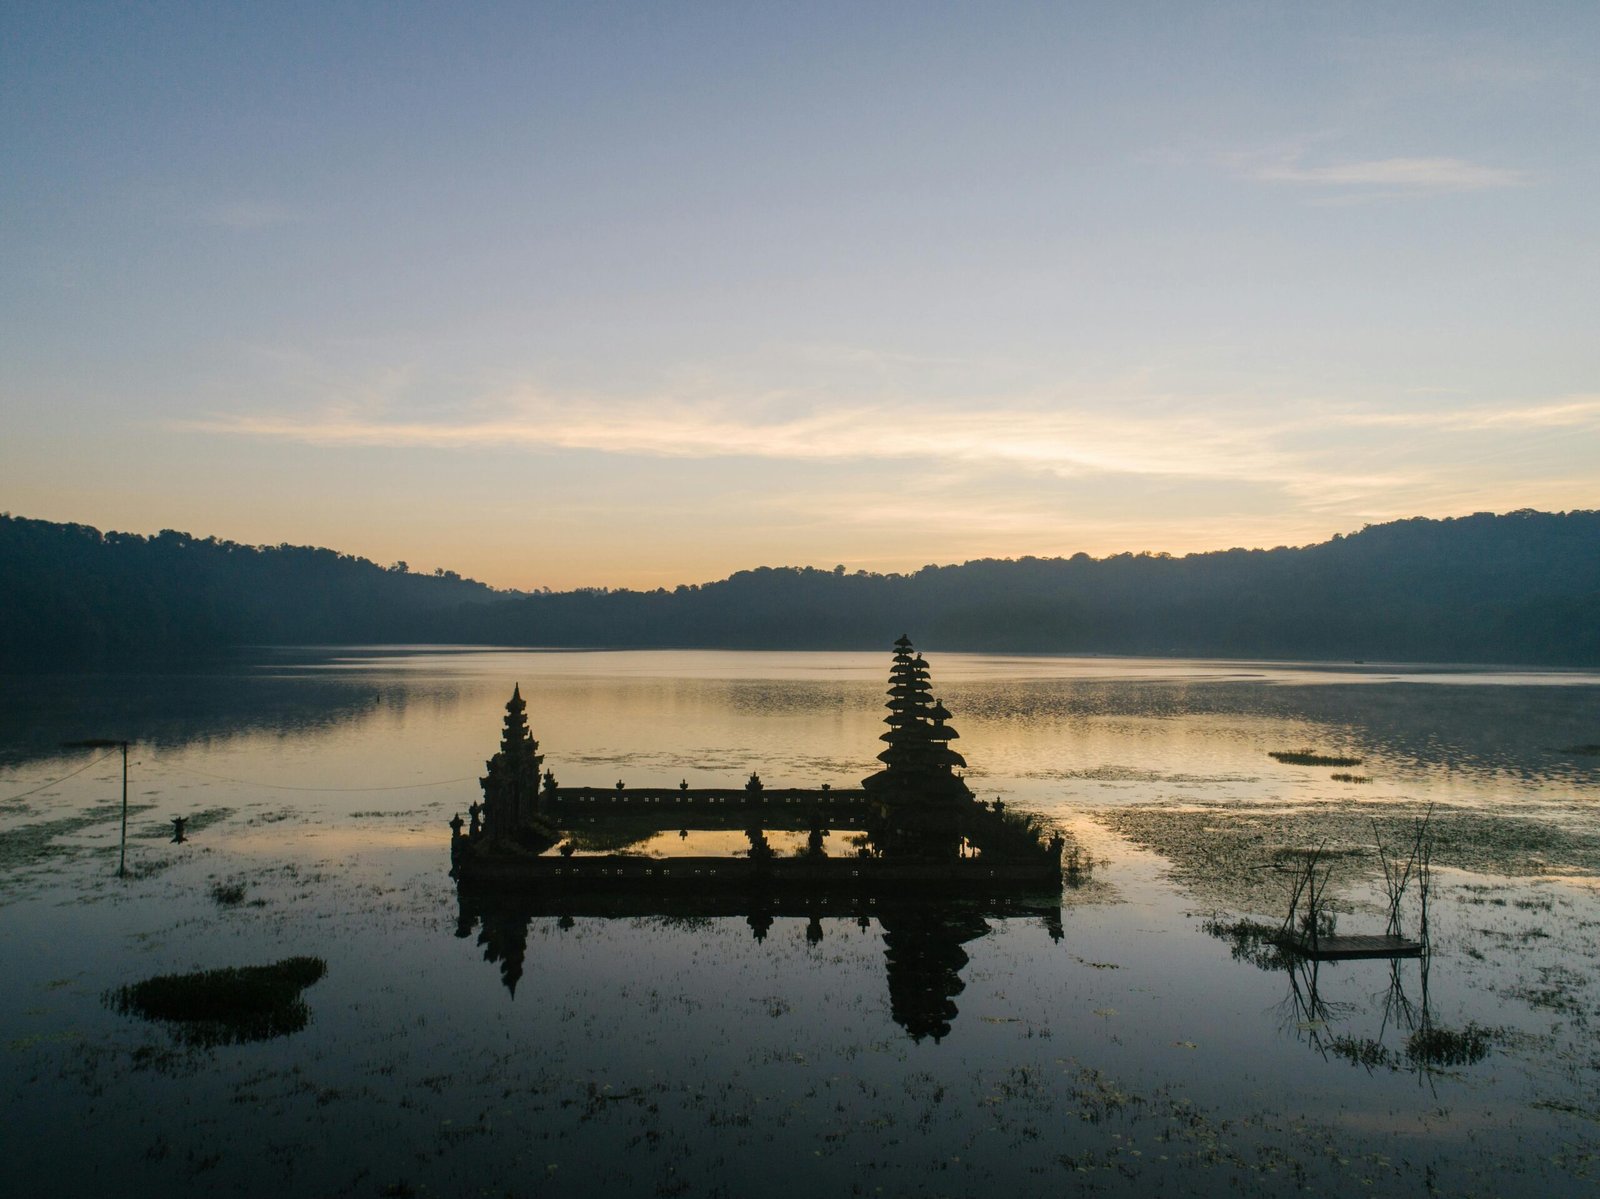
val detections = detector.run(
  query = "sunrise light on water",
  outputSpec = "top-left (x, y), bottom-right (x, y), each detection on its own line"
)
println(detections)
top-left (3, 6), bottom-right (1598, 1197)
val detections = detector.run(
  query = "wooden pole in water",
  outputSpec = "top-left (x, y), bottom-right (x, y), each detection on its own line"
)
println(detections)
top-left (117, 740), bottom-right (129, 878)
top-left (60, 738), bottom-right (134, 878)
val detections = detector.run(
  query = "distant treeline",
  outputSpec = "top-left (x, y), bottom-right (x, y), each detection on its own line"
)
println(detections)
top-left (3, 510), bottom-right (1598, 667)
top-left (0, 516), bottom-right (500, 665)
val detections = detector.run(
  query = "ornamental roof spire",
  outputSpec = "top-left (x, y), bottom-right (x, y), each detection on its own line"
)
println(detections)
top-left (862, 635), bottom-right (970, 800)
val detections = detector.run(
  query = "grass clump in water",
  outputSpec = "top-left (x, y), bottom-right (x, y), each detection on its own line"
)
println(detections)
top-left (1269, 749), bottom-right (1364, 768)
top-left (1330, 772), bottom-right (1370, 784)
top-left (109, 956), bottom-right (327, 1046)
top-left (1406, 1022), bottom-right (1493, 1068)
top-left (209, 880), bottom-right (247, 906)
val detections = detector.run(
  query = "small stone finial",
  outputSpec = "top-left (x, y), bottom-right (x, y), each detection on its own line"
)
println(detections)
top-left (678, 778), bottom-right (689, 791)
top-left (449, 813), bottom-right (465, 839)
top-left (615, 779), bottom-right (625, 792)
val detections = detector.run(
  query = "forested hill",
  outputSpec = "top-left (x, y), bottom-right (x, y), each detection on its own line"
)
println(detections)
top-left (0, 515), bottom-right (504, 665)
top-left (3, 510), bottom-right (1598, 667)
top-left (448, 510), bottom-right (1600, 665)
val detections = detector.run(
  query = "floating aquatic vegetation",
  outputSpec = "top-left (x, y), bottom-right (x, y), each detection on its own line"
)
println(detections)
top-left (1099, 801), bottom-right (1600, 911)
top-left (1532, 1097), bottom-right (1600, 1122)
top-left (209, 881), bottom-right (247, 906)
top-left (1330, 772), bottom-right (1371, 784)
top-left (108, 956), bottom-right (327, 1046)
top-left (1269, 750), bottom-right (1364, 767)
top-left (0, 803), bottom-right (157, 874)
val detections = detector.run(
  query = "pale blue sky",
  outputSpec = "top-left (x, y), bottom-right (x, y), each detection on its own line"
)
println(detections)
top-left (3, 2), bottom-right (1596, 587)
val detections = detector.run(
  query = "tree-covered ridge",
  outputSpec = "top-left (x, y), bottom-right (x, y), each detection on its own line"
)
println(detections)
top-left (448, 510), bottom-right (1600, 664)
top-left (0, 515), bottom-right (503, 664)
top-left (3, 509), bottom-right (1598, 666)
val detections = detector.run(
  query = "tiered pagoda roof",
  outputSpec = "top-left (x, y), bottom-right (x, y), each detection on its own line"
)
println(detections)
top-left (479, 683), bottom-right (546, 839)
top-left (862, 635), bottom-right (971, 801)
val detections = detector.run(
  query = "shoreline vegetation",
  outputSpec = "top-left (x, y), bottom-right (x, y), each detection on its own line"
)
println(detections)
top-left (4, 508), bottom-right (1599, 667)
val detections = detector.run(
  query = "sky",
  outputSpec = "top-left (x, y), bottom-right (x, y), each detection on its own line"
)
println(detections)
top-left (3, 2), bottom-right (1597, 590)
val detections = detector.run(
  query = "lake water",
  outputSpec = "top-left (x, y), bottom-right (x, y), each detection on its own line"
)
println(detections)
top-left (3, 647), bottom-right (1599, 1197)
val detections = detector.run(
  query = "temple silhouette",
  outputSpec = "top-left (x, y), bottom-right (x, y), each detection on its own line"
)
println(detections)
top-left (447, 635), bottom-right (1068, 1041)
top-left (450, 634), bottom-right (1064, 887)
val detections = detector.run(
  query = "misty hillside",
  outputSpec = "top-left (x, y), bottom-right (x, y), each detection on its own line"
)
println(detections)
top-left (3, 510), bottom-right (1597, 667)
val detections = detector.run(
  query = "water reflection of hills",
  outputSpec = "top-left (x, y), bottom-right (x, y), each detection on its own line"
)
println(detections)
top-left (3, 654), bottom-right (1593, 784)
top-left (454, 889), bottom-right (1062, 1043)
top-left (0, 665), bottom-right (429, 770)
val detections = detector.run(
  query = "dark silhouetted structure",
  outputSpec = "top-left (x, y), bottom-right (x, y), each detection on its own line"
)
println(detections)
top-left (450, 636), bottom-right (1062, 888)
top-left (475, 684), bottom-right (558, 849)
top-left (448, 636), bottom-right (1071, 1039)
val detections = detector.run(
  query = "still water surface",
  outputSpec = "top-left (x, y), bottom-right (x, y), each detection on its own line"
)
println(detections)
top-left (2, 648), bottom-right (1598, 1197)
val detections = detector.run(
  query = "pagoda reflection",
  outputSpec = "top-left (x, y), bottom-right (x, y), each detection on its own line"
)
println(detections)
top-left (453, 888), bottom-right (1062, 1043)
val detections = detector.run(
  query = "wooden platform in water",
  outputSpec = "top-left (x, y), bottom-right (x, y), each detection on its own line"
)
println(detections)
top-left (1276, 933), bottom-right (1424, 960)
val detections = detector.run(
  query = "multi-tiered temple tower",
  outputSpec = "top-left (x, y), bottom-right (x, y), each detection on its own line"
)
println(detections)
top-left (862, 634), bottom-right (972, 805)
top-left (479, 684), bottom-right (545, 842)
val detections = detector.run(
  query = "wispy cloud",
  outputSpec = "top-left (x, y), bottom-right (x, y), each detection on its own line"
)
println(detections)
top-left (1249, 155), bottom-right (1529, 195)
top-left (176, 390), bottom-right (1600, 516)
top-left (164, 385), bottom-right (1600, 581)
top-left (1328, 397), bottom-right (1600, 431)
top-left (177, 395), bottom-right (1291, 483)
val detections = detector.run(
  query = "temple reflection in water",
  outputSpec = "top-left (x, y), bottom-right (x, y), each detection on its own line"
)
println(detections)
top-left (449, 635), bottom-right (1069, 1041)
top-left (454, 890), bottom-right (1062, 1043)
